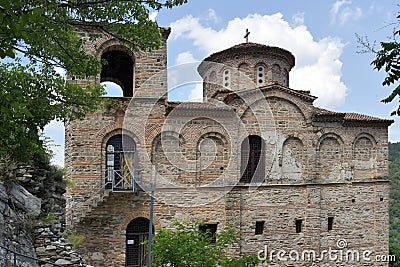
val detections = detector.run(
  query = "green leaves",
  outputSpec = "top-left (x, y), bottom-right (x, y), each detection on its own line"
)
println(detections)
top-left (149, 221), bottom-right (259, 267)
top-left (367, 13), bottom-right (400, 116)
top-left (0, 0), bottom-right (188, 77)
top-left (0, 62), bottom-right (105, 162)
top-left (0, 0), bottom-right (187, 162)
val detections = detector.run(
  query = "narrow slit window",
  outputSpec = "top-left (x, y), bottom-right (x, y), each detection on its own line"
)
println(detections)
top-left (255, 221), bottom-right (265, 235)
top-left (295, 219), bottom-right (302, 233)
top-left (328, 217), bottom-right (334, 231)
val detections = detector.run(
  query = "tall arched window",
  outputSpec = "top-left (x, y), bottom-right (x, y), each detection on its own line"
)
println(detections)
top-left (106, 134), bottom-right (136, 190)
top-left (101, 50), bottom-right (134, 97)
top-left (126, 217), bottom-right (153, 267)
top-left (240, 135), bottom-right (264, 183)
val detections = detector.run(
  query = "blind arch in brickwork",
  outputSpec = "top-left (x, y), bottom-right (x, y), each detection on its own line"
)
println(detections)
top-left (282, 137), bottom-right (304, 182)
top-left (317, 133), bottom-right (343, 182)
top-left (353, 133), bottom-right (377, 179)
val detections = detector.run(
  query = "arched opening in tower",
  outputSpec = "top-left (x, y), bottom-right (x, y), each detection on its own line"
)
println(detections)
top-left (101, 81), bottom-right (123, 97)
top-left (101, 50), bottom-right (134, 97)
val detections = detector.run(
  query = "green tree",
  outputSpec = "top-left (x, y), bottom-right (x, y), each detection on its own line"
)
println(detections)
top-left (148, 221), bottom-right (260, 267)
top-left (357, 11), bottom-right (400, 116)
top-left (0, 0), bottom-right (187, 162)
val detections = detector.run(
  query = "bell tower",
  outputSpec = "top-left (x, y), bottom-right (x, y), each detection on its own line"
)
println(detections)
top-left (67, 26), bottom-right (171, 99)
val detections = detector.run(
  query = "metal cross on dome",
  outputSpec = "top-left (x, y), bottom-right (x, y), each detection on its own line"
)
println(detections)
top-left (244, 28), bottom-right (250, 43)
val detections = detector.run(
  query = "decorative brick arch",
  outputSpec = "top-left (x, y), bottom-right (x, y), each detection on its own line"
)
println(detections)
top-left (95, 38), bottom-right (136, 60)
top-left (270, 97), bottom-right (307, 129)
top-left (233, 90), bottom-right (309, 123)
top-left (271, 63), bottom-right (282, 82)
top-left (263, 91), bottom-right (310, 123)
top-left (238, 62), bottom-right (251, 70)
top-left (197, 132), bottom-right (229, 146)
top-left (238, 97), bottom-right (273, 119)
top-left (353, 132), bottom-right (377, 148)
top-left (237, 62), bottom-right (252, 85)
top-left (150, 131), bottom-right (184, 164)
top-left (120, 211), bottom-right (161, 231)
top-left (317, 133), bottom-right (344, 151)
top-left (99, 128), bottom-right (141, 148)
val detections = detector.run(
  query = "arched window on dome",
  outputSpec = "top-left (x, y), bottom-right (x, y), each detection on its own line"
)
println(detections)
top-left (256, 65), bottom-right (265, 86)
top-left (223, 68), bottom-right (231, 88)
top-left (101, 49), bottom-right (134, 97)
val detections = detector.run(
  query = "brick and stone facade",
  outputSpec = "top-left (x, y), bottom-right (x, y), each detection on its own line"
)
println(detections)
top-left (65, 27), bottom-right (393, 266)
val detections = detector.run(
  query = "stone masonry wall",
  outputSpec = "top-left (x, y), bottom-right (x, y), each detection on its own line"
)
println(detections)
top-left (0, 162), bottom-right (88, 266)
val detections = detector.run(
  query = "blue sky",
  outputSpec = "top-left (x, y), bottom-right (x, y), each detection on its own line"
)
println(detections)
top-left (45, 0), bottom-right (400, 166)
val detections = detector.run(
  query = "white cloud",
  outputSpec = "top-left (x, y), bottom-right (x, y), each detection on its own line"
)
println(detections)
top-left (176, 51), bottom-right (196, 65)
top-left (149, 11), bottom-right (158, 21)
top-left (339, 7), bottom-right (362, 24)
top-left (330, 0), bottom-right (362, 25)
top-left (331, 0), bottom-right (350, 18)
top-left (188, 82), bottom-right (204, 101)
top-left (170, 54), bottom-right (204, 101)
top-left (168, 60), bottom-right (202, 101)
top-left (206, 8), bottom-right (220, 23)
top-left (292, 12), bottom-right (305, 26)
top-left (169, 13), bottom-right (347, 108)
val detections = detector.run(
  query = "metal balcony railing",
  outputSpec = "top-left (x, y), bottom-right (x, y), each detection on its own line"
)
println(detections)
top-left (66, 168), bottom-right (140, 225)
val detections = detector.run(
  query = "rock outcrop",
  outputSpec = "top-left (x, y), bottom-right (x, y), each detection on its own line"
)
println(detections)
top-left (0, 162), bottom-right (89, 266)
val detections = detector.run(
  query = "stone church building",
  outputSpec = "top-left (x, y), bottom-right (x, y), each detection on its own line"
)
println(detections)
top-left (65, 27), bottom-right (393, 266)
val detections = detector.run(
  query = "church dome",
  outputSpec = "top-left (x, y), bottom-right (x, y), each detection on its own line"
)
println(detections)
top-left (197, 42), bottom-right (295, 99)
